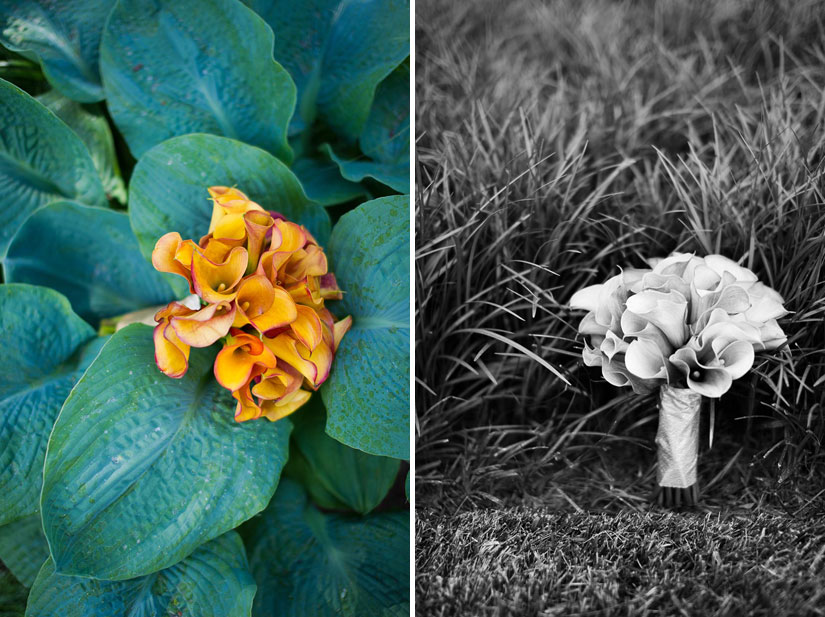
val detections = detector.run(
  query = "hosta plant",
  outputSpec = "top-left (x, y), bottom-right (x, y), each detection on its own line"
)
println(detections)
top-left (0, 0), bottom-right (410, 615)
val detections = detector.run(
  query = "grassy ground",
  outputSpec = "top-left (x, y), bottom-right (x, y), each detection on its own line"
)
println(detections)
top-left (416, 508), bottom-right (825, 616)
top-left (416, 0), bottom-right (825, 613)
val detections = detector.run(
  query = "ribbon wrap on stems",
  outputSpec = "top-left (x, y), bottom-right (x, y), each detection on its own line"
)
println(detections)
top-left (656, 385), bottom-right (701, 488)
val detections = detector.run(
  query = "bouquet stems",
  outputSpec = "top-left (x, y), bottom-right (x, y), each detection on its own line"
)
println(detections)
top-left (654, 385), bottom-right (702, 507)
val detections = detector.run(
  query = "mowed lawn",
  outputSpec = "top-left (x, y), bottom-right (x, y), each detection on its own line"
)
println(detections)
top-left (416, 507), bottom-right (825, 617)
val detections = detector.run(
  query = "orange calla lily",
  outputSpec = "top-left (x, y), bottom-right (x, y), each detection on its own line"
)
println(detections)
top-left (170, 301), bottom-right (236, 347)
top-left (153, 302), bottom-right (196, 378)
top-left (151, 185), bottom-right (352, 423)
top-left (207, 186), bottom-right (265, 241)
top-left (233, 274), bottom-right (298, 334)
top-left (191, 245), bottom-right (248, 303)
top-left (213, 329), bottom-right (277, 392)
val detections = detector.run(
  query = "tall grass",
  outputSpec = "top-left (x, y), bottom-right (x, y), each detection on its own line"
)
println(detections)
top-left (415, 0), bottom-right (825, 510)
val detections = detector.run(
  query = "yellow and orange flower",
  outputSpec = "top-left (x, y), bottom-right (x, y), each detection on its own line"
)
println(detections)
top-left (150, 186), bottom-right (351, 423)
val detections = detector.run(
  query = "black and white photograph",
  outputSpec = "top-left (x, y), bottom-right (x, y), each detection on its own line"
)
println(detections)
top-left (415, 0), bottom-right (825, 615)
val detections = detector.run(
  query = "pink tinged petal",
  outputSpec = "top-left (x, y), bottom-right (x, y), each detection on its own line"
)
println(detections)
top-left (717, 340), bottom-right (754, 380)
top-left (171, 301), bottom-right (236, 347)
top-left (625, 338), bottom-right (668, 379)
top-left (569, 284), bottom-right (602, 312)
top-left (332, 315), bottom-right (352, 352)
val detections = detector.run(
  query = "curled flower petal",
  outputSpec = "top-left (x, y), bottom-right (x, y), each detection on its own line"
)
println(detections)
top-left (599, 330), bottom-right (628, 361)
top-left (281, 244), bottom-right (328, 285)
top-left (152, 232), bottom-right (190, 281)
top-left (171, 301), bottom-right (236, 347)
top-left (208, 186), bottom-right (265, 240)
top-left (624, 289), bottom-right (688, 348)
top-left (261, 389), bottom-right (312, 422)
top-left (214, 329), bottom-right (277, 391)
top-left (153, 322), bottom-right (190, 379)
top-left (243, 210), bottom-right (274, 274)
top-left (569, 284), bottom-right (602, 312)
top-left (191, 246), bottom-right (248, 303)
top-left (290, 305), bottom-right (324, 351)
top-left (332, 315), bottom-right (352, 352)
top-left (743, 281), bottom-right (788, 323)
top-left (703, 254), bottom-right (758, 283)
top-left (263, 333), bottom-right (332, 388)
top-left (319, 273), bottom-right (343, 300)
top-left (234, 275), bottom-right (298, 333)
top-left (670, 346), bottom-right (733, 398)
top-left (152, 302), bottom-right (195, 378)
top-left (232, 380), bottom-right (262, 422)
top-left (717, 340), bottom-right (755, 380)
top-left (624, 337), bottom-right (668, 379)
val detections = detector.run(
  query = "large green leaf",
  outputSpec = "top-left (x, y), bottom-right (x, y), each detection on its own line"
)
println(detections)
top-left (245, 478), bottom-right (409, 617)
top-left (100, 0), bottom-right (295, 161)
top-left (0, 568), bottom-right (28, 617)
top-left (0, 514), bottom-right (49, 588)
top-left (291, 156), bottom-right (367, 207)
top-left (40, 324), bottom-right (292, 580)
top-left (288, 398), bottom-right (399, 514)
top-left (0, 0), bottom-right (113, 102)
top-left (4, 201), bottom-right (175, 324)
top-left (26, 531), bottom-right (255, 617)
top-left (0, 285), bottom-right (104, 527)
top-left (37, 91), bottom-right (127, 203)
top-left (129, 133), bottom-right (331, 295)
top-left (322, 196), bottom-right (410, 459)
top-left (0, 78), bottom-right (105, 256)
top-left (324, 60), bottom-right (410, 193)
top-left (244, 0), bottom-right (409, 140)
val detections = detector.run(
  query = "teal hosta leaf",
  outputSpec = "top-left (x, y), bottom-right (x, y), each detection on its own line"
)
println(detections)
top-left (4, 201), bottom-right (175, 324)
top-left (246, 479), bottom-right (409, 617)
top-left (40, 325), bottom-right (292, 580)
top-left (244, 0), bottom-right (409, 140)
top-left (0, 0), bottom-right (113, 102)
top-left (0, 78), bottom-right (105, 256)
top-left (37, 91), bottom-right (127, 203)
top-left (0, 514), bottom-right (49, 587)
top-left (0, 568), bottom-right (28, 616)
top-left (322, 196), bottom-right (410, 459)
top-left (291, 156), bottom-right (367, 207)
top-left (129, 133), bottom-right (331, 295)
top-left (100, 0), bottom-right (295, 161)
top-left (26, 531), bottom-right (255, 617)
top-left (324, 60), bottom-right (410, 193)
top-left (289, 398), bottom-right (399, 514)
top-left (0, 284), bottom-right (104, 527)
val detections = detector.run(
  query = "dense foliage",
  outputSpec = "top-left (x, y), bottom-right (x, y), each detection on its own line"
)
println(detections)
top-left (416, 0), bottom-right (825, 509)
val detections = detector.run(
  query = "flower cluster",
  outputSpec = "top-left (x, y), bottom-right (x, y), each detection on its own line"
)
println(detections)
top-left (570, 253), bottom-right (788, 398)
top-left (151, 186), bottom-right (351, 422)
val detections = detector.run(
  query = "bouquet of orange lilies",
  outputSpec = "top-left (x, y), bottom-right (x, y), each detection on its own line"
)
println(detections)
top-left (150, 186), bottom-right (351, 423)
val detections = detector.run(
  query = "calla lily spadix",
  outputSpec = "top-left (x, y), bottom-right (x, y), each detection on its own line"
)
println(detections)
top-left (569, 252), bottom-right (789, 506)
top-left (150, 186), bottom-right (352, 423)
